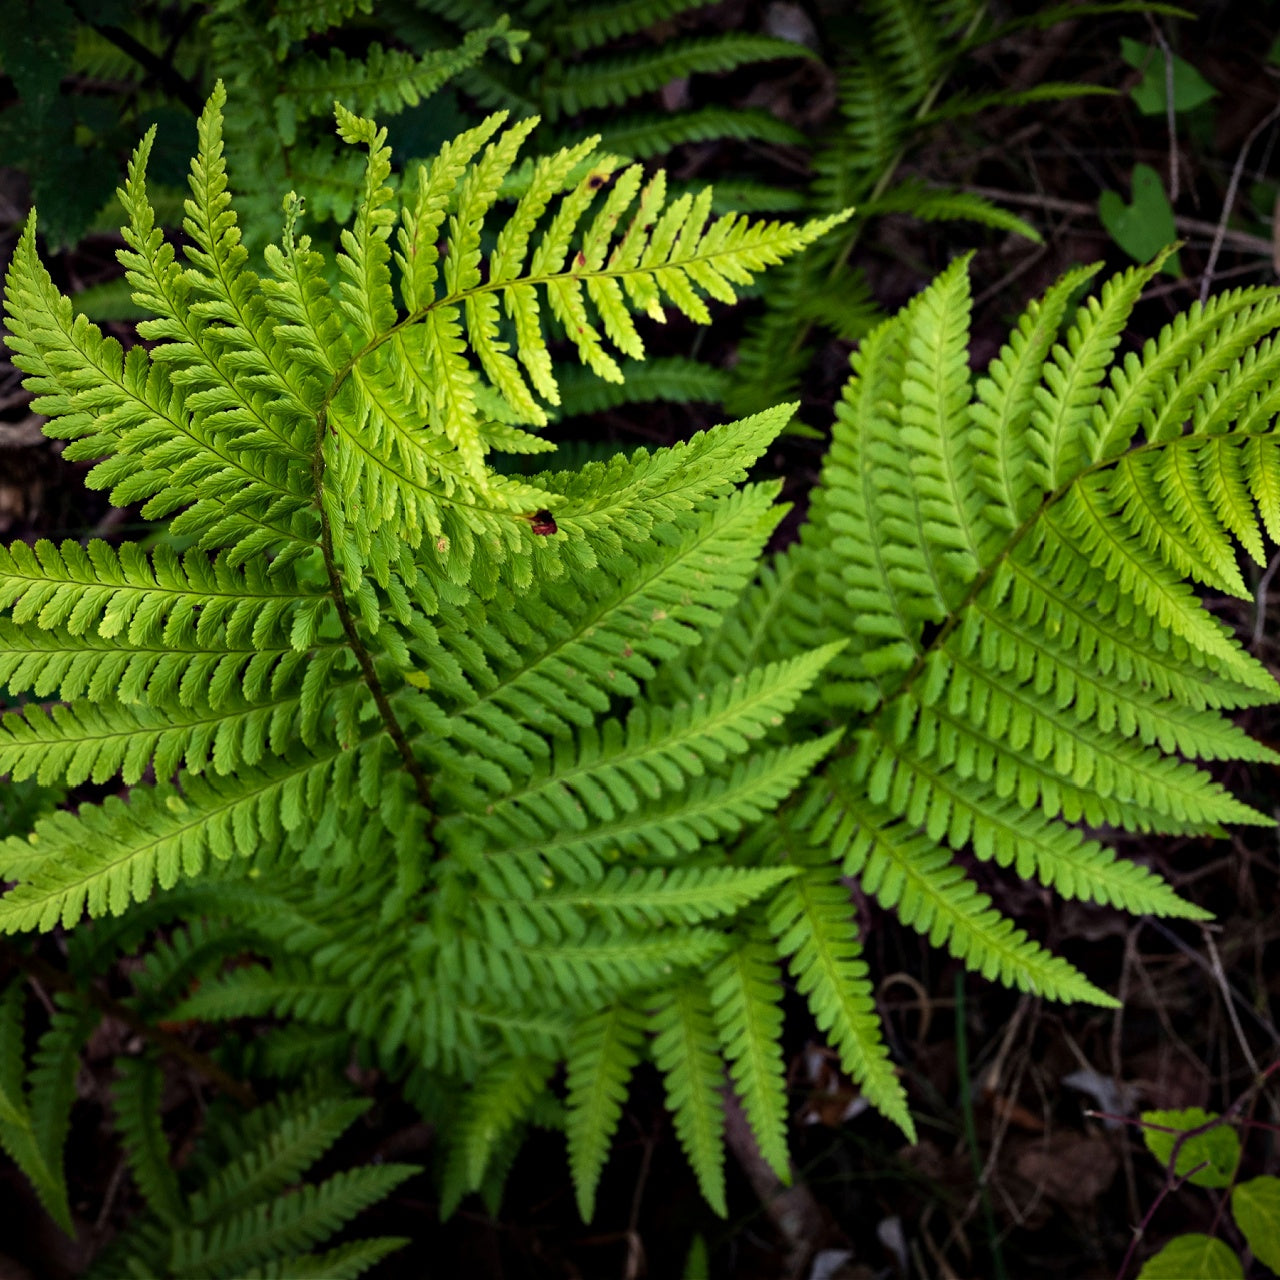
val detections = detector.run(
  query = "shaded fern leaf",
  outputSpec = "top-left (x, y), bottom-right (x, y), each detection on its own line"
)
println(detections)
top-left (92, 1074), bottom-right (415, 1280)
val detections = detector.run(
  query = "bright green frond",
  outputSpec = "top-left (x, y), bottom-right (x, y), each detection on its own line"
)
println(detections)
top-left (0, 744), bottom-right (378, 932)
top-left (437, 484), bottom-right (784, 784)
top-left (650, 983), bottom-right (728, 1216)
top-left (3, 221), bottom-right (314, 563)
top-left (766, 863), bottom-right (913, 1139)
top-left (970, 264), bottom-right (1100, 527)
top-left (1028, 255), bottom-right (1166, 488)
top-left (466, 640), bottom-right (842, 832)
top-left (835, 794), bottom-right (1116, 1004)
top-left (565, 1002), bottom-right (645, 1220)
top-left (708, 940), bottom-right (791, 1182)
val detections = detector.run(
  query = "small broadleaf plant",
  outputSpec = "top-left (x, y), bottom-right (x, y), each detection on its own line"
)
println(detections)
top-left (2, 79), bottom-right (1280, 1227)
top-left (1136, 1105), bottom-right (1280, 1279)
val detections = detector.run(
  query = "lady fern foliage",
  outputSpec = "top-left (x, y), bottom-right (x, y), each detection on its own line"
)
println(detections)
top-left (2, 79), bottom-right (1280, 1232)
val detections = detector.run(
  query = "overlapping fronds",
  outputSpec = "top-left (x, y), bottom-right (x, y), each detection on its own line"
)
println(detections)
top-left (416, 0), bottom-right (811, 180)
top-left (726, 0), bottom-right (1136, 417)
top-left (0, 982), bottom-right (96, 1233)
top-left (3, 71), bottom-right (1278, 1236)
top-left (91, 1072), bottom-right (415, 1280)
top-left (745, 255), bottom-right (1280, 1127)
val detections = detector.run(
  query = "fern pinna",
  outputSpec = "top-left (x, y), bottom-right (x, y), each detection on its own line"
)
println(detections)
top-left (1, 82), bottom-right (1277, 1228)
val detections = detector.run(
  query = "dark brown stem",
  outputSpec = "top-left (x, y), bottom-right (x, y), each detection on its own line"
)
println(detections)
top-left (0, 940), bottom-right (255, 1109)
top-left (309, 425), bottom-right (435, 814)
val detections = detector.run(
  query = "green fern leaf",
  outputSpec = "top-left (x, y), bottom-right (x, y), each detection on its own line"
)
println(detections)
top-left (544, 36), bottom-right (812, 118)
top-left (650, 983), bottom-right (728, 1216)
top-left (708, 939), bottom-right (791, 1182)
top-left (565, 1002), bottom-right (646, 1219)
top-left (113, 1055), bottom-right (187, 1227)
top-left (0, 982), bottom-right (84, 1233)
top-left (439, 1055), bottom-right (555, 1215)
top-left (766, 862), bottom-right (914, 1139)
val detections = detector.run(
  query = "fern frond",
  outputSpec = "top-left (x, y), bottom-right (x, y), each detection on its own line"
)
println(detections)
top-left (766, 862), bottom-right (913, 1139)
top-left (837, 791), bottom-right (1116, 1003)
top-left (859, 181), bottom-right (1040, 241)
top-left (238, 1237), bottom-right (411, 1279)
top-left (266, 0), bottom-right (374, 46)
top-left (0, 540), bottom-right (327, 646)
top-left (318, 100), bottom-right (846, 572)
top-left (113, 1055), bottom-right (186, 1227)
top-left (170, 1164), bottom-right (417, 1277)
top-left (970, 264), bottom-right (1101, 527)
top-left (868, 0), bottom-right (945, 97)
top-left (708, 939), bottom-right (791, 1182)
top-left (650, 982), bottom-right (728, 1216)
top-left (553, 357), bottom-right (731, 416)
top-left (565, 1002), bottom-right (646, 1220)
top-left (189, 1090), bottom-right (375, 1225)
top-left (0, 982), bottom-right (86, 1233)
top-left (479, 733), bottom-right (841, 880)
top-left (923, 81), bottom-right (1115, 124)
top-left (1037, 488), bottom-right (1271, 689)
top-left (465, 640), bottom-right (843, 833)
top-left (3, 221), bottom-right (314, 564)
top-left (1029, 256), bottom-right (1166, 488)
top-left (551, 0), bottom-right (713, 51)
top-left (439, 919), bottom-right (728, 1005)
top-left (436, 483), bottom-right (785, 784)
top-left (544, 36), bottom-right (812, 118)
top-left (439, 1055), bottom-right (555, 1215)
top-left (478, 865), bottom-right (796, 941)
top-left (278, 22), bottom-right (513, 123)
top-left (0, 742), bottom-right (382, 931)
top-left (595, 108), bottom-right (806, 159)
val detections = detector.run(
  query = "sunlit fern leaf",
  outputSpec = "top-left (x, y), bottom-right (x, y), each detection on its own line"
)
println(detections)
top-left (748, 257), bottom-right (1280, 1115)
